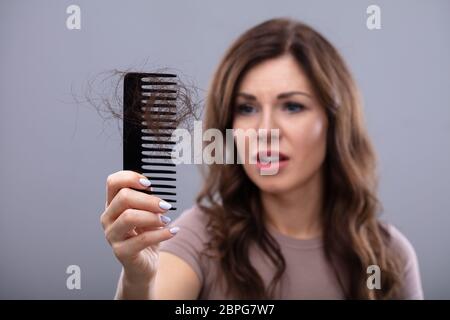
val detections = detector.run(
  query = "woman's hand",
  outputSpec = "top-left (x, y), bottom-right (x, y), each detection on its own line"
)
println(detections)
top-left (100, 170), bottom-right (178, 286)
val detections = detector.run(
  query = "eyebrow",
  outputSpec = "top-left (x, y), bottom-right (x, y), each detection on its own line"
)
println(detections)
top-left (236, 91), bottom-right (312, 100)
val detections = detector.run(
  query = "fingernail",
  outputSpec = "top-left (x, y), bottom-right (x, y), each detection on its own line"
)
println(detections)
top-left (160, 215), bottom-right (171, 225)
top-left (159, 200), bottom-right (172, 210)
top-left (169, 226), bottom-right (180, 235)
top-left (139, 178), bottom-right (151, 187)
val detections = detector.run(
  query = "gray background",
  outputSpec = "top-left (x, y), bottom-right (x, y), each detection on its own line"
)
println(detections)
top-left (0, 0), bottom-right (449, 299)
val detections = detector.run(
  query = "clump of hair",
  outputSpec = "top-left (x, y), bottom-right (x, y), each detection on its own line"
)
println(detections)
top-left (71, 64), bottom-right (203, 141)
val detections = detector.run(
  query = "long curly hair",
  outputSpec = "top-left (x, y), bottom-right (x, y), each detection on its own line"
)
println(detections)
top-left (195, 17), bottom-right (402, 299)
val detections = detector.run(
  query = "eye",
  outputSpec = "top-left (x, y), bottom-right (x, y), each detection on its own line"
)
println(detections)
top-left (235, 103), bottom-right (257, 115)
top-left (282, 101), bottom-right (306, 113)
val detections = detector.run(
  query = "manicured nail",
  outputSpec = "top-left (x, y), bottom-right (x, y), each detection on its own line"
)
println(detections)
top-left (159, 200), bottom-right (172, 210)
top-left (139, 178), bottom-right (151, 187)
top-left (160, 215), bottom-right (171, 225)
top-left (169, 226), bottom-right (180, 235)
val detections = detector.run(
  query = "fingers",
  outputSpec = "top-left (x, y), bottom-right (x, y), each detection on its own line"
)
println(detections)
top-left (105, 208), bottom-right (170, 243)
top-left (101, 170), bottom-right (180, 274)
top-left (106, 170), bottom-right (151, 207)
top-left (112, 228), bottom-right (178, 260)
top-left (102, 187), bottom-right (172, 227)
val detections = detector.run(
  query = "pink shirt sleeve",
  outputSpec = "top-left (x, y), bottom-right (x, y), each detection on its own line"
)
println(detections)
top-left (387, 224), bottom-right (424, 299)
top-left (158, 206), bottom-right (208, 285)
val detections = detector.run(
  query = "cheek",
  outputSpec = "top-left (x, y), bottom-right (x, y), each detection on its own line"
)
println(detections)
top-left (290, 115), bottom-right (328, 161)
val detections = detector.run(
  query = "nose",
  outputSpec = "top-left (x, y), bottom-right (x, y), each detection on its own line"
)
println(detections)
top-left (257, 106), bottom-right (280, 144)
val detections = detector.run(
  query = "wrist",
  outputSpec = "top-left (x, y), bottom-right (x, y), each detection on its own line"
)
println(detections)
top-left (117, 269), bottom-right (154, 300)
top-left (122, 269), bottom-right (153, 288)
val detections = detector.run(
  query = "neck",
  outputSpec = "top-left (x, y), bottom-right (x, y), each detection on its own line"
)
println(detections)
top-left (261, 169), bottom-right (324, 240)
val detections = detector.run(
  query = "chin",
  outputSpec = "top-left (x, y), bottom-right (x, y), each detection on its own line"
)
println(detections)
top-left (253, 178), bottom-right (290, 194)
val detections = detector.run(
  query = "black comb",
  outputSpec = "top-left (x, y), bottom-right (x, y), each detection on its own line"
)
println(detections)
top-left (123, 72), bottom-right (178, 212)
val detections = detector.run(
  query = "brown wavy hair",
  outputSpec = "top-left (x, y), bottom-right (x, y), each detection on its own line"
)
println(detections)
top-left (195, 17), bottom-right (402, 299)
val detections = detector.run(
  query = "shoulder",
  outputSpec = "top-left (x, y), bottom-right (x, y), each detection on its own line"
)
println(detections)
top-left (169, 204), bottom-right (209, 231)
top-left (381, 222), bottom-right (424, 299)
top-left (158, 204), bottom-right (212, 254)
top-left (162, 204), bottom-right (211, 245)
top-left (383, 223), bottom-right (417, 265)
top-left (164, 204), bottom-right (212, 245)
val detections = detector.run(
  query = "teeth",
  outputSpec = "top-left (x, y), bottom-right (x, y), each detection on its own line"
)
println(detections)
top-left (259, 156), bottom-right (280, 164)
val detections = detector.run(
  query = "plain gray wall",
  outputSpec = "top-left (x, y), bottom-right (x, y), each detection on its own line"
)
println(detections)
top-left (1, 0), bottom-right (449, 299)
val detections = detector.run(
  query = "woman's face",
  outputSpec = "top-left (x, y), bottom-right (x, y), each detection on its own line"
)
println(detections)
top-left (232, 53), bottom-right (328, 194)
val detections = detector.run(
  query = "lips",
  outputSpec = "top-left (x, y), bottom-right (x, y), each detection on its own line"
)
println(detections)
top-left (254, 150), bottom-right (290, 172)
top-left (255, 151), bottom-right (289, 164)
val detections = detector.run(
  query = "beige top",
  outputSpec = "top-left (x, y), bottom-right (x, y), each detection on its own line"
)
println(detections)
top-left (159, 205), bottom-right (424, 299)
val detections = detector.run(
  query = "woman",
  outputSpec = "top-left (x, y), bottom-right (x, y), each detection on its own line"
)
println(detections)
top-left (100, 18), bottom-right (423, 299)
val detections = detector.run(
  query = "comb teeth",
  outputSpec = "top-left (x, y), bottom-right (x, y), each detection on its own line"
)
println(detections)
top-left (123, 72), bottom-right (178, 211)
